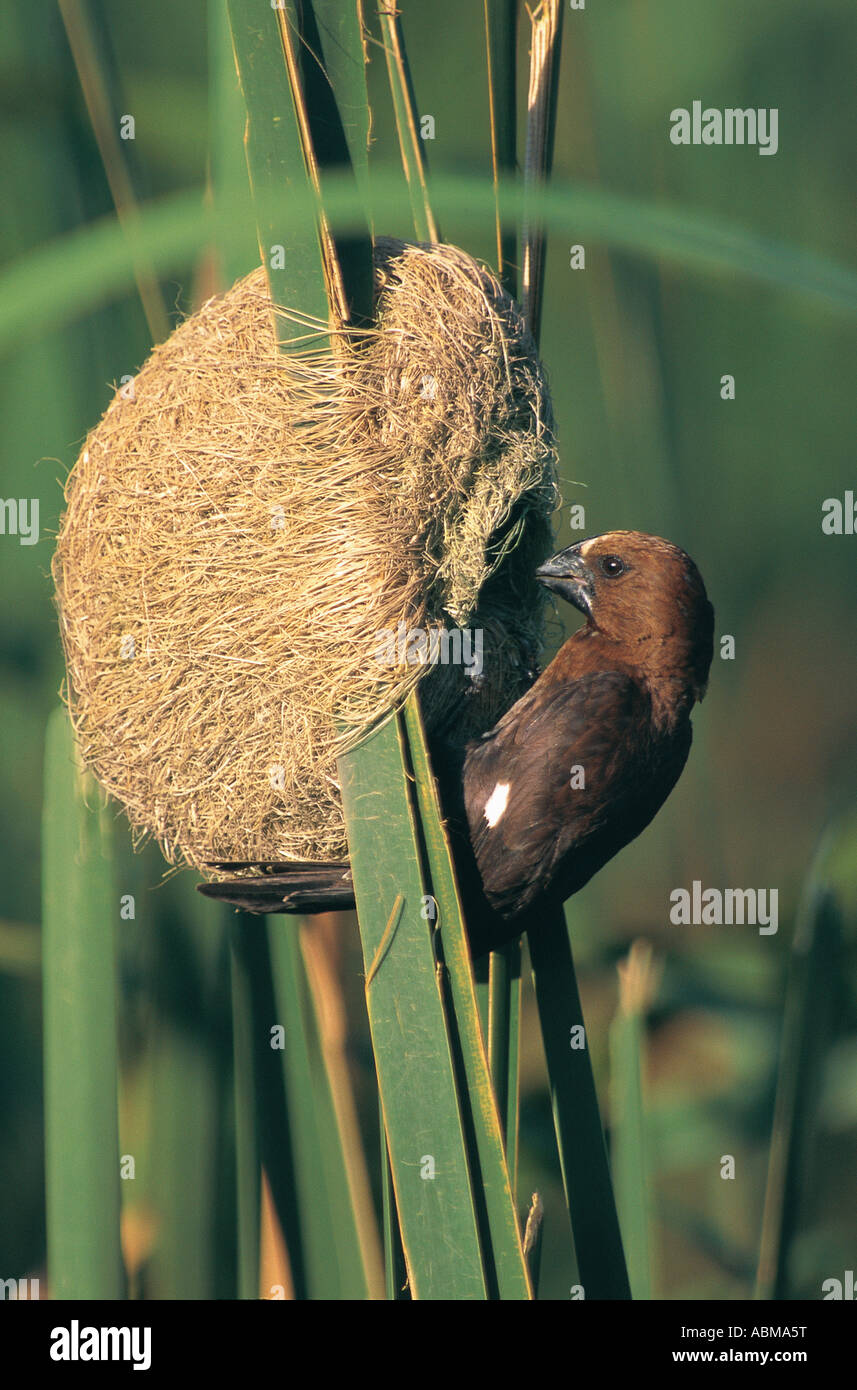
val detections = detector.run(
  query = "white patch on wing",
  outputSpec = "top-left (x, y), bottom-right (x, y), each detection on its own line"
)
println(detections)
top-left (484, 781), bottom-right (510, 828)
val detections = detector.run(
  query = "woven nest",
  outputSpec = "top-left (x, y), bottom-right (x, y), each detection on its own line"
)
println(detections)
top-left (53, 237), bottom-right (558, 872)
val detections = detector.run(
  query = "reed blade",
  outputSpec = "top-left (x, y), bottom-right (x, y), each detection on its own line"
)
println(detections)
top-left (377, 3), bottom-right (439, 242)
top-left (42, 706), bottom-right (124, 1299)
top-left (339, 714), bottom-right (489, 1299)
top-left (529, 914), bottom-right (631, 1299)
top-left (404, 696), bottom-right (532, 1299)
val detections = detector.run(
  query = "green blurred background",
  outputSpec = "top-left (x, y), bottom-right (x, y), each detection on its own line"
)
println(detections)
top-left (2, 0), bottom-right (856, 1298)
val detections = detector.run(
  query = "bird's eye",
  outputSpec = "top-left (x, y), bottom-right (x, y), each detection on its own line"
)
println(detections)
top-left (599, 555), bottom-right (625, 578)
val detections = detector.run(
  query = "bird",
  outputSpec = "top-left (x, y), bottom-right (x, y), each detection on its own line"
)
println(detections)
top-left (198, 531), bottom-right (714, 956)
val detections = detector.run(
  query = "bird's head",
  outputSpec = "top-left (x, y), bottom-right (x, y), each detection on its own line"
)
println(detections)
top-left (536, 531), bottom-right (714, 706)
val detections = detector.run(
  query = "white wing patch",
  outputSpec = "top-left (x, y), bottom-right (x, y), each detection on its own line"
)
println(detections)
top-left (484, 781), bottom-right (510, 828)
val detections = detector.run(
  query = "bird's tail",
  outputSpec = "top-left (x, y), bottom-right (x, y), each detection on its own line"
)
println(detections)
top-left (197, 860), bottom-right (355, 914)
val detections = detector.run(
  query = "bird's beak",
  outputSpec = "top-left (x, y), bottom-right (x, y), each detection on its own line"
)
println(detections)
top-left (536, 543), bottom-right (594, 618)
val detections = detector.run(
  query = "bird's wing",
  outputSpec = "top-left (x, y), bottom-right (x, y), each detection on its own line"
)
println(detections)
top-left (463, 669), bottom-right (677, 916)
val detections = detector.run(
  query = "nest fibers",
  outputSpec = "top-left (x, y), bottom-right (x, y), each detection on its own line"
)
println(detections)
top-left (53, 238), bottom-right (558, 872)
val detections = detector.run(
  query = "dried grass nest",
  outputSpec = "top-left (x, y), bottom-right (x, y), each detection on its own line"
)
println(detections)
top-left (53, 237), bottom-right (559, 873)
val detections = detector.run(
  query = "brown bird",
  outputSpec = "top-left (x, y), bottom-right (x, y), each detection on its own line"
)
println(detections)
top-left (199, 531), bottom-right (714, 956)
